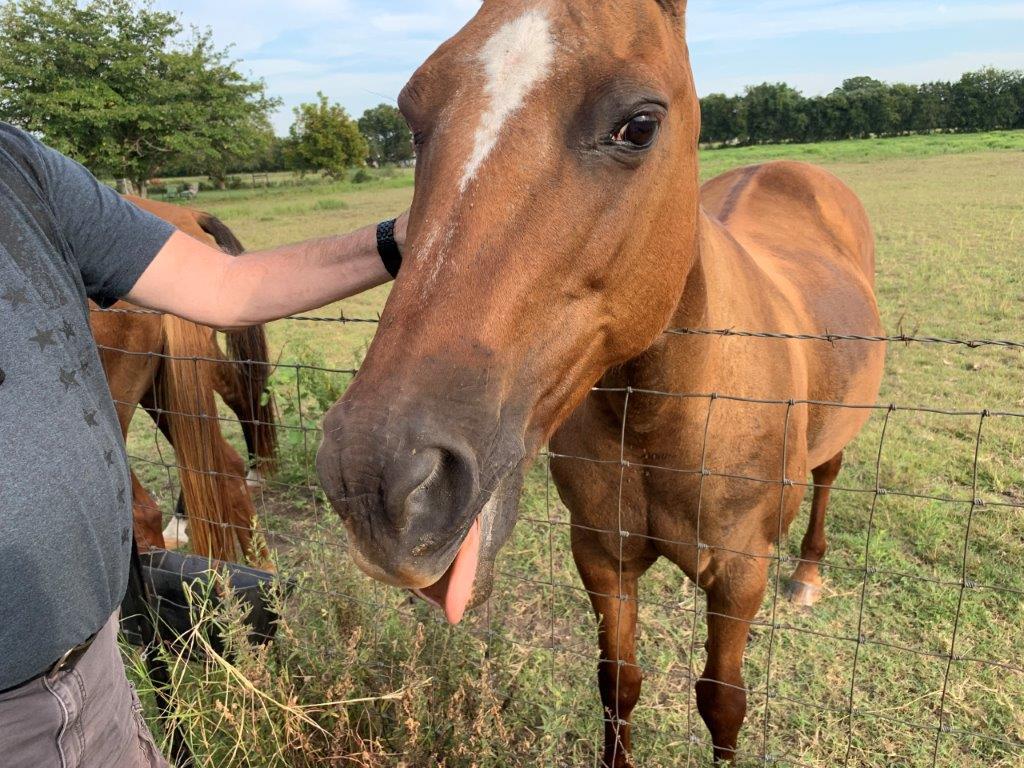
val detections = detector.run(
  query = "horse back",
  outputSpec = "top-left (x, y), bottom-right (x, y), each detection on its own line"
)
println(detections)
top-left (702, 160), bottom-right (876, 288)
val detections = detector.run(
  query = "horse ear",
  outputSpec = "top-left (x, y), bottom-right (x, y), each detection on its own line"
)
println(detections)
top-left (657, 0), bottom-right (687, 20)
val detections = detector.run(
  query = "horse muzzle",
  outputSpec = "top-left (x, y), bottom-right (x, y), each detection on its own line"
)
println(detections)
top-left (316, 392), bottom-right (524, 623)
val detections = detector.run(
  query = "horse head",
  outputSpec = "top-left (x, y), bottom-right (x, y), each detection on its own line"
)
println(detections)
top-left (317, 0), bottom-right (700, 622)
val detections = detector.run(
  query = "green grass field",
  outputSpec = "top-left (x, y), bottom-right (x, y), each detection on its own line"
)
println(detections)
top-left (124, 130), bottom-right (1024, 767)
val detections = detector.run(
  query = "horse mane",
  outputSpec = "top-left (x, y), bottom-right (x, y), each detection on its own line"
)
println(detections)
top-left (158, 315), bottom-right (237, 560)
top-left (655, 0), bottom-right (686, 19)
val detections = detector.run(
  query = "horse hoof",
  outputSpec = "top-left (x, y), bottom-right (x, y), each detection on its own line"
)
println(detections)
top-left (162, 518), bottom-right (189, 550)
top-left (246, 468), bottom-right (265, 491)
top-left (784, 579), bottom-right (822, 607)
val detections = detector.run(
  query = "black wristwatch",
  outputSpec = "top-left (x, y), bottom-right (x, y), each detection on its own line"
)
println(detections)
top-left (376, 219), bottom-right (402, 278)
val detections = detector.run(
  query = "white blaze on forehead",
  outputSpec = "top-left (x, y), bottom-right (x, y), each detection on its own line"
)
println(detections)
top-left (459, 10), bottom-right (556, 192)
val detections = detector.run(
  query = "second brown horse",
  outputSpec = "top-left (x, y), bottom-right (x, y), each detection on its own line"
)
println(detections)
top-left (92, 197), bottom-right (277, 564)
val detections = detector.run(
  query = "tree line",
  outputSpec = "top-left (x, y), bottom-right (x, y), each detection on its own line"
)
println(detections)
top-left (3, 1), bottom-right (1023, 193)
top-left (700, 70), bottom-right (1024, 146)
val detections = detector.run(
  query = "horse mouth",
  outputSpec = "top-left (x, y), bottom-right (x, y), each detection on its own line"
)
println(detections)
top-left (409, 487), bottom-right (506, 624)
top-left (411, 517), bottom-right (482, 625)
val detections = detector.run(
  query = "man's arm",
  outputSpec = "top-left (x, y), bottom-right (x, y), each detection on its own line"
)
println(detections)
top-left (126, 214), bottom-right (407, 330)
top-left (12, 125), bottom-right (402, 321)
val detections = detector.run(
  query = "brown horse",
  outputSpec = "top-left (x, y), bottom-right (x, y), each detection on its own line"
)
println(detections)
top-left (316, 2), bottom-right (885, 764)
top-left (92, 197), bottom-right (277, 564)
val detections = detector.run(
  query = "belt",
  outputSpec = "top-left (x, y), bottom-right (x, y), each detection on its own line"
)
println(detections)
top-left (0, 633), bottom-right (97, 695)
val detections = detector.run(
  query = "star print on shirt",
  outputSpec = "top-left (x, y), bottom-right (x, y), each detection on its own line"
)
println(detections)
top-left (59, 318), bottom-right (76, 340)
top-left (58, 367), bottom-right (79, 391)
top-left (1, 286), bottom-right (30, 309)
top-left (83, 409), bottom-right (98, 427)
top-left (117, 486), bottom-right (126, 506)
top-left (104, 448), bottom-right (115, 467)
top-left (29, 327), bottom-right (57, 351)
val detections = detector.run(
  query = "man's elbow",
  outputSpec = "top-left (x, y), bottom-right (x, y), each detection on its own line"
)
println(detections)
top-left (203, 304), bottom-right (264, 332)
top-left (206, 259), bottom-right (264, 331)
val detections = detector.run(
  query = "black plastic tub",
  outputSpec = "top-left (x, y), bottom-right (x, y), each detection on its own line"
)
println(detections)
top-left (120, 549), bottom-right (294, 660)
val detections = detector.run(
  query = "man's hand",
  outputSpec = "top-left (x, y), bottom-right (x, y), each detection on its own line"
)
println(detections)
top-left (127, 214), bottom-right (407, 330)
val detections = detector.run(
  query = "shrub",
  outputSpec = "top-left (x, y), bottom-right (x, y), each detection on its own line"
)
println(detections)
top-left (266, 342), bottom-right (351, 487)
top-left (351, 168), bottom-right (373, 184)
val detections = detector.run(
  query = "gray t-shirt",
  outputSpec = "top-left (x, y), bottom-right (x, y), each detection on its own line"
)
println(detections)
top-left (0, 123), bottom-right (174, 689)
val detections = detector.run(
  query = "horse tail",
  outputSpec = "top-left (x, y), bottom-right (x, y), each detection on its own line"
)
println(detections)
top-left (194, 211), bottom-right (279, 476)
top-left (158, 314), bottom-right (238, 562)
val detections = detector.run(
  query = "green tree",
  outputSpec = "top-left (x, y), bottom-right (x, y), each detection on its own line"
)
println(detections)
top-left (833, 77), bottom-right (899, 138)
top-left (951, 68), bottom-right (1022, 131)
top-left (889, 83), bottom-right (919, 134)
top-left (908, 81), bottom-right (952, 133)
top-left (742, 82), bottom-right (807, 144)
top-left (358, 103), bottom-right (413, 164)
top-left (799, 94), bottom-right (848, 142)
top-left (287, 93), bottom-right (368, 177)
top-left (0, 0), bottom-right (278, 196)
top-left (699, 93), bottom-right (745, 145)
top-left (1014, 75), bottom-right (1024, 128)
top-left (171, 33), bottom-right (279, 188)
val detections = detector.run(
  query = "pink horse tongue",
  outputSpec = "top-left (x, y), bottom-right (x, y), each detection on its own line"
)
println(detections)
top-left (414, 518), bottom-right (481, 625)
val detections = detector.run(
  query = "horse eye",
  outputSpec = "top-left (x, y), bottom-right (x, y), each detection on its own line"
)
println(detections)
top-left (612, 114), bottom-right (661, 148)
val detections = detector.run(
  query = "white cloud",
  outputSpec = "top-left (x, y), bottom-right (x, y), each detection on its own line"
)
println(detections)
top-left (688, 0), bottom-right (1024, 43)
top-left (245, 58), bottom-right (326, 78)
top-left (369, 13), bottom-right (455, 34)
top-left (695, 48), bottom-right (1024, 97)
top-left (861, 49), bottom-right (1024, 84)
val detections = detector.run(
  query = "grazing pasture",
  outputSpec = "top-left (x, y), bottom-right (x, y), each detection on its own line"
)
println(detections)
top-left (123, 131), bottom-right (1024, 767)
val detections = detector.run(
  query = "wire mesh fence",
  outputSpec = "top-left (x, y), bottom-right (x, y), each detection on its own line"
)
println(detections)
top-left (94, 305), bottom-right (1024, 768)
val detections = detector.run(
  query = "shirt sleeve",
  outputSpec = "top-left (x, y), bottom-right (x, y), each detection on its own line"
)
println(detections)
top-left (29, 138), bottom-right (175, 308)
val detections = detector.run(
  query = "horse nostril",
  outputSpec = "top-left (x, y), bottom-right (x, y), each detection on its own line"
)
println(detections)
top-left (386, 446), bottom-right (478, 543)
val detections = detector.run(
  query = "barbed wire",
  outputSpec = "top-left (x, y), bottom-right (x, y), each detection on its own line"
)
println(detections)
top-left (90, 305), bottom-right (1024, 350)
top-left (664, 326), bottom-right (1024, 350)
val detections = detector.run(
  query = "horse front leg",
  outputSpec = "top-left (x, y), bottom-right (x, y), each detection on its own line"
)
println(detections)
top-left (572, 528), bottom-right (656, 768)
top-left (697, 552), bottom-right (769, 763)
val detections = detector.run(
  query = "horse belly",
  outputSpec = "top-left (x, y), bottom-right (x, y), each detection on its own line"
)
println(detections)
top-left (802, 300), bottom-right (886, 467)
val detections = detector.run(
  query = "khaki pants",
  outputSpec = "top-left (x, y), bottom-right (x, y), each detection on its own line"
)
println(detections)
top-left (0, 613), bottom-right (169, 768)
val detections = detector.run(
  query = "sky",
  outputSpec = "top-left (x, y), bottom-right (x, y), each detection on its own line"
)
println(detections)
top-left (153, 0), bottom-right (1024, 135)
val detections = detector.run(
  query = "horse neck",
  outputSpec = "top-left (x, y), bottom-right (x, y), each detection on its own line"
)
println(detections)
top-left (598, 207), bottom-right (749, 436)
top-left (618, 208), bottom-right (719, 379)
